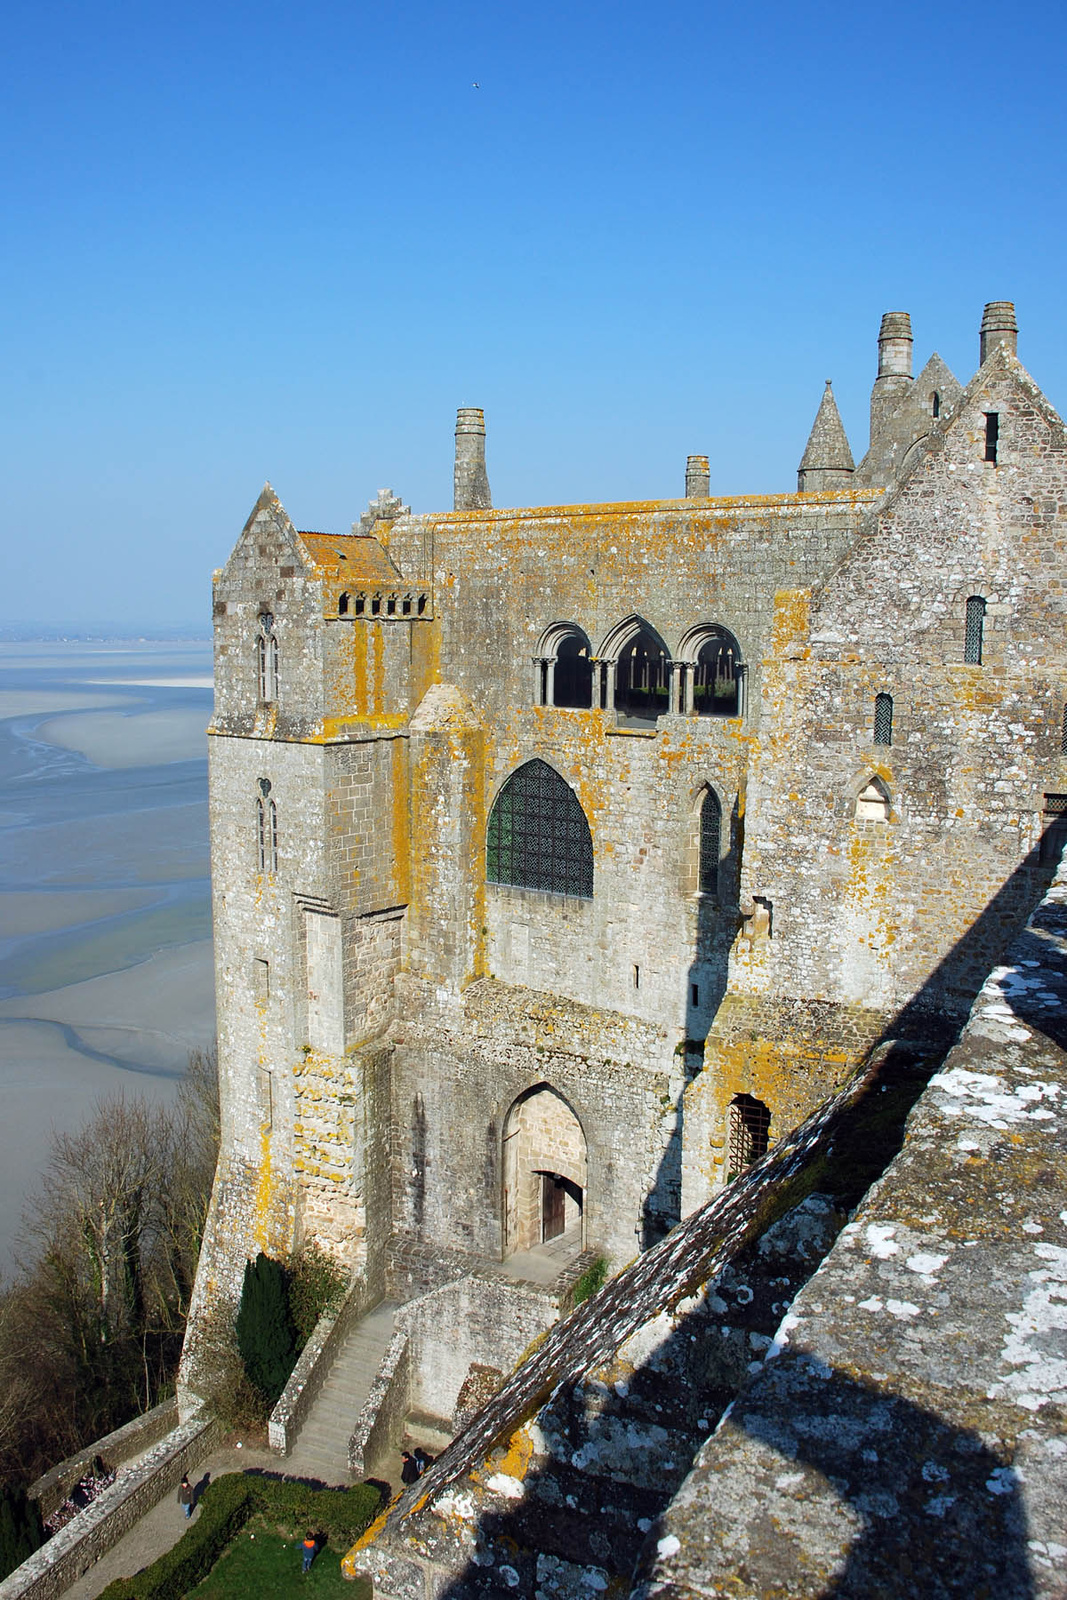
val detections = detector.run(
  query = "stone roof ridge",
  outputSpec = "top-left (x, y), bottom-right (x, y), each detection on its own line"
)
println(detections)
top-left (353, 487), bottom-right (410, 537)
top-left (799, 381), bottom-right (855, 473)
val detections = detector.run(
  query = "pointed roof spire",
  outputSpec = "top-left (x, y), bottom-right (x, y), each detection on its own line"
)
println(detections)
top-left (798, 381), bottom-right (855, 492)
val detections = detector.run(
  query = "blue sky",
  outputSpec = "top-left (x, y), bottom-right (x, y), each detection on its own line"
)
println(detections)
top-left (3, 0), bottom-right (1065, 626)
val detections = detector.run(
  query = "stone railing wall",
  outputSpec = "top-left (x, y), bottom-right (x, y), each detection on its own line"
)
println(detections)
top-left (0, 1415), bottom-right (221, 1600)
top-left (28, 1398), bottom-right (179, 1520)
top-left (349, 1330), bottom-right (412, 1477)
top-left (268, 1277), bottom-right (375, 1454)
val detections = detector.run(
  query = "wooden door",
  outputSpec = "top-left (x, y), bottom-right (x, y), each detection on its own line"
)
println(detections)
top-left (542, 1173), bottom-right (566, 1241)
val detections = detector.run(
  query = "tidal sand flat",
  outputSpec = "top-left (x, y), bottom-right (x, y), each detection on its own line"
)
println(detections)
top-left (0, 642), bottom-right (215, 1279)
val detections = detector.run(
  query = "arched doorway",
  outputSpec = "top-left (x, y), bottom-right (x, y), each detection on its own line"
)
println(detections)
top-left (502, 1084), bottom-right (587, 1256)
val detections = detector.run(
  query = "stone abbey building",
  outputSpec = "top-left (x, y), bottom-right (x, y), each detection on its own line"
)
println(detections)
top-left (185, 302), bottom-right (1067, 1387)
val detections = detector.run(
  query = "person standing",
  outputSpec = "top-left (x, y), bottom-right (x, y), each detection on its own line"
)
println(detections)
top-left (301, 1532), bottom-right (317, 1574)
top-left (178, 1475), bottom-right (194, 1519)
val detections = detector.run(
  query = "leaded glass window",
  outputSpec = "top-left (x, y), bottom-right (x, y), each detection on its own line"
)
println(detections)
top-left (874, 692), bottom-right (893, 746)
top-left (699, 788), bottom-right (721, 894)
top-left (487, 759), bottom-right (593, 898)
top-left (964, 596), bottom-right (986, 665)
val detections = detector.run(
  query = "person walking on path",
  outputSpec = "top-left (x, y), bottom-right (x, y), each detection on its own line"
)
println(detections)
top-left (301, 1532), bottom-right (317, 1574)
top-left (178, 1476), bottom-right (194, 1520)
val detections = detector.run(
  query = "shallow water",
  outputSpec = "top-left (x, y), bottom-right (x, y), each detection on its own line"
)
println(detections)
top-left (0, 641), bottom-right (216, 1279)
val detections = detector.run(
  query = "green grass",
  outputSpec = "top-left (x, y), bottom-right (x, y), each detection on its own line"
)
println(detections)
top-left (186, 1517), bottom-right (370, 1599)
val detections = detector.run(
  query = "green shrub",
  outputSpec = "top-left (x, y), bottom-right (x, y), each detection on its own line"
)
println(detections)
top-left (97, 1475), bottom-right (254, 1600)
top-left (97, 1474), bottom-right (381, 1600)
top-left (285, 1244), bottom-right (348, 1350)
top-left (572, 1255), bottom-right (609, 1306)
top-left (234, 1254), bottom-right (296, 1404)
top-left (0, 1483), bottom-right (44, 1582)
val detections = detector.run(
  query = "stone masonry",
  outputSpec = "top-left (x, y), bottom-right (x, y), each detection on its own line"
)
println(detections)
top-left (181, 303), bottom-right (1067, 1468)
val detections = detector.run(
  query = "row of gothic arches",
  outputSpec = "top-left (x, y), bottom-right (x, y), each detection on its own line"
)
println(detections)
top-left (536, 618), bottom-right (744, 722)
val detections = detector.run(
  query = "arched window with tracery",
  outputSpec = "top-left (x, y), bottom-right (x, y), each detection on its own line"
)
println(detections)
top-left (256, 780), bottom-right (278, 873)
top-left (727, 1094), bottom-right (770, 1179)
top-left (256, 613), bottom-right (278, 702)
top-left (487, 759), bottom-right (593, 898)
top-left (699, 788), bottom-right (721, 894)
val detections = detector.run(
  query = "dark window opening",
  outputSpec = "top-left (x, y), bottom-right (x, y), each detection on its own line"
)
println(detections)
top-left (693, 630), bottom-right (741, 718)
top-left (1042, 794), bottom-right (1067, 865)
top-left (699, 788), bottom-right (721, 893)
top-left (874, 692), bottom-right (893, 746)
top-left (633, 964), bottom-right (640, 989)
top-left (418, 595), bottom-right (427, 615)
top-left (964, 596), bottom-right (986, 664)
top-left (691, 982), bottom-right (699, 1007)
top-left (1062, 704), bottom-right (1067, 756)
top-left (727, 1094), bottom-right (771, 1180)
top-left (338, 592), bottom-right (349, 616)
top-left (984, 412), bottom-right (999, 464)
top-left (402, 596), bottom-right (412, 615)
top-left (371, 595), bottom-right (381, 616)
top-left (553, 633), bottom-right (593, 708)
top-left (932, 391), bottom-right (941, 418)
top-left (387, 596), bottom-right (396, 615)
top-left (487, 758), bottom-right (594, 898)
top-left (615, 629), bottom-right (670, 724)
top-left (355, 595), bottom-right (366, 616)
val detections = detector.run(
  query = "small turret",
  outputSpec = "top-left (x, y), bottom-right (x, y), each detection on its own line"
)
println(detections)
top-left (980, 301), bottom-right (1018, 364)
top-left (798, 381), bottom-right (855, 493)
top-left (685, 455), bottom-right (710, 498)
top-left (869, 311), bottom-right (913, 446)
top-left (454, 408), bottom-right (492, 512)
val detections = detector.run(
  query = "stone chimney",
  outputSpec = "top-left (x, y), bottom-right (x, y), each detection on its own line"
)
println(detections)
top-left (869, 311), bottom-right (913, 447)
top-left (686, 455), bottom-right (710, 498)
top-left (798, 381), bottom-right (855, 493)
top-left (980, 301), bottom-right (1018, 364)
top-left (454, 408), bottom-right (491, 512)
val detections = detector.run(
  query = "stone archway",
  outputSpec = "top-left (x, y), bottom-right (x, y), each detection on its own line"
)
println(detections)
top-left (502, 1084), bottom-right (587, 1257)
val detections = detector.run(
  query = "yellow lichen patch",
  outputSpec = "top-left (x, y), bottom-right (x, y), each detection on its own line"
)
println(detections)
top-left (471, 1424), bottom-right (536, 1488)
top-left (771, 589), bottom-right (811, 656)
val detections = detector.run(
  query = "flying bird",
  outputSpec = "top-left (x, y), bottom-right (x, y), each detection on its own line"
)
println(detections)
top-left (472, 81), bottom-right (480, 88)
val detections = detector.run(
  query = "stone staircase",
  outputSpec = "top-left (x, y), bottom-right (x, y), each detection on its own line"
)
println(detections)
top-left (283, 1301), bottom-right (398, 1485)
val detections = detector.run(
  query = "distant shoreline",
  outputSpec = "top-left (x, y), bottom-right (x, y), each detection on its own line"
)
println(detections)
top-left (0, 627), bottom-right (211, 643)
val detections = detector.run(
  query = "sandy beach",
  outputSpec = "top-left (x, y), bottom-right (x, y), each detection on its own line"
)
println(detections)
top-left (0, 643), bottom-right (215, 1280)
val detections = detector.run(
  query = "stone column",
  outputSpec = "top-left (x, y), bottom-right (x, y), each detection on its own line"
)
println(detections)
top-left (980, 301), bottom-right (1018, 364)
top-left (686, 455), bottom-right (710, 498)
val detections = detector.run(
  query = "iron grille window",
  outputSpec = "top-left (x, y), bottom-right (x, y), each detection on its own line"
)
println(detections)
top-left (699, 789), bottom-right (721, 893)
top-left (1061, 705), bottom-right (1067, 756)
top-left (727, 1094), bottom-right (770, 1179)
top-left (487, 759), bottom-right (593, 898)
top-left (964, 596), bottom-right (986, 665)
top-left (1041, 795), bottom-right (1067, 865)
top-left (874, 692), bottom-right (893, 746)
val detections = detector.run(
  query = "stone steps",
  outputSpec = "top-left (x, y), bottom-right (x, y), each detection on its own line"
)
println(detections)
top-left (282, 1300), bottom-right (398, 1485)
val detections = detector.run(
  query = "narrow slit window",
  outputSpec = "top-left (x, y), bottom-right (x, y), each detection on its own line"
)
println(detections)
top-left (691, 982), bottom-right (699, 1007)
top-left (633, 964), bottom-right (640, 989)
top-left (964, 596), bottom-right (986, 664)
top-left (699, 788), bottom-right (721, 894)
top-left (874, 693), bottom-right (893, 746)
top-left (256, 798), bottom-right (267, 871)
top-left (932, 391), bottom-right (940, 418)
top-left (984, 412), bottom-right (999, 463)
top-left (268, 801), bottom-right (279, 873)
top-left (1061, 704), bottom-right (1067, 757)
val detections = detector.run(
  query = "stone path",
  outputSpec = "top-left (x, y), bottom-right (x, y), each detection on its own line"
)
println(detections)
top-left (62, 1442), bottom-right (275, 1600)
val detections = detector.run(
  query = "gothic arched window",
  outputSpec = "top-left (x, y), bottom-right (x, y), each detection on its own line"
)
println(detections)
top-left (256, 781), bottom-right (278, 873)
top-left (256, 615), bottom-right (278, 701)
top-left (699, 788), bottom-right (721, 894)
top-left (487, 759), bottom-right (593, 898)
